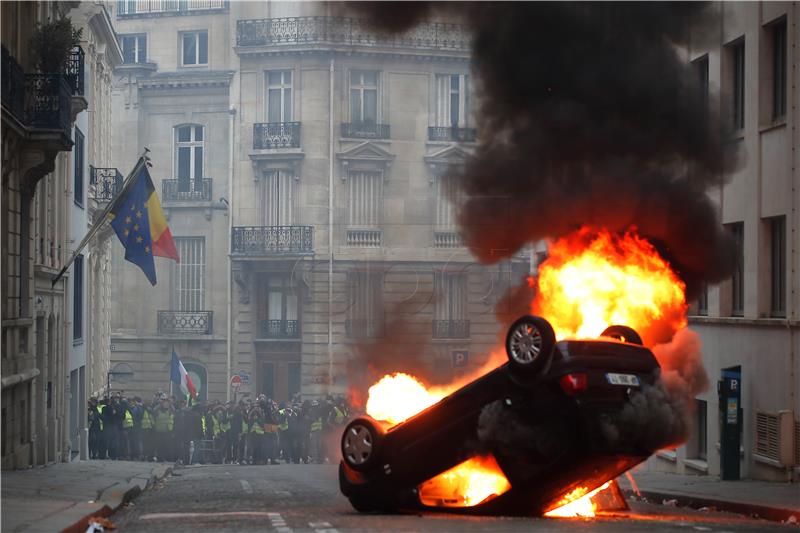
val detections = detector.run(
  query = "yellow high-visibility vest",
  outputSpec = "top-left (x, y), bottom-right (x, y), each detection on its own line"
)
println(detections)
top-left (141, 410), bottom-right (153, 430)
top-left (310, 418), bottom-right (322, 432)
top-left (123, 410), bottom-right (134, 429)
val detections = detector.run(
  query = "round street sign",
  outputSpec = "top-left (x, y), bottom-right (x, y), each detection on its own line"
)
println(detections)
top-left (230, 375), bottom-right (242, 390)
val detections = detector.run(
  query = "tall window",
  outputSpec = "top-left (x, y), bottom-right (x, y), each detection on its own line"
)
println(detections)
top-left (769, 216), bottom-right (786, 317)
top-left (693, 55), bottom-right (709, 114)
top-left (181, 30), bottom-right (208, 66)
top-left (260, 275), bottom-right (298, 338)
top-left (260, 170), bottom-right (295, 226)
top-left (694, 399), bottom-right (708, 461)
top-left (267, 70), bottom-right (292, 123)
top-left (771, 18), bottom-right (787, 121)
top-left (175, 125), bottom-right (204, 192)
top-left (120, 34), bottom-right (146, 64)
top-left (436, 74), bottom-right (469, 127)
top-left (728, 222), bottom-right (744, 316)
top-left (73, 254), bottom-right (83, 341)
top-left (729, 39), bottom-right (745, 130)
top-left (348, 171), bottom-right (382, 229)
top-left (74, 127), bottom-right (84, 207)
top-left (347, 271), bottom-right (383, 338)
top-left (435, 174), bottom-right (460, 229)
top-left (350, 71), bottom-right (378, 124)
top-left (173, 237), bottom-right (205, 311)
top-left (697, 284), bottom-right (708, 316)
top-left (434, 271), bottom-right (467, 321)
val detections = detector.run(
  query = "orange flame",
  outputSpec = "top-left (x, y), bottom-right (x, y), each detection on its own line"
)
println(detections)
top-left (418, 455), bottom-right (511, 507)
top-left (544, 482), bottom-right (610, 518)
top-left (534, 227), bottom-right (687, 346)
top-left (365, 373), bottom-right (448, 425)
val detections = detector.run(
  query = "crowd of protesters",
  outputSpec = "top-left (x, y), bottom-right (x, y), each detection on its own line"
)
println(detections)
top-left (87, 391), bottom-right (352, 465)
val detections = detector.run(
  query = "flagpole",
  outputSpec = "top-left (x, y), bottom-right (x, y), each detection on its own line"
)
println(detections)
top-left (51, 149), bottom-right (152, 287)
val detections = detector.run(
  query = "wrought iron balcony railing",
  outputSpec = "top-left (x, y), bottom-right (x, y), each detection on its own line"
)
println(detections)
top-left (26, 74), bottom-right (71, 131)
top-left (118, 0), bottom-right (227, 18)
top-left (1, 46), bottom-right (25, 122)
top-left (236, 16), bottom-right (469, 51)
top-left (89, 166), bottom-right (123, 202)
top-left (432, 319), bottom-right (470, 339)
top-left (253, 122), bottom-right (301, 149)
top-left (231, 225), bottom-right (314, 255)
top-left (259, 319), bottom-right (300, 339)
top-left (64, 46), bottom-right (85, 95)
top-left (341, 122), bottom-right (390, 139)
top-left (346, 229), bottom-right (382, 247)
top-left (434, 231), bottom-right (463, 248)
top-left (345, 318), bottom-right (385, 339)
top-left (428, 126), bottom-right (477, 143)
top-left (162, 178), bottom-right (212, 202)
top-left (157, 310), bottom-right (213, 335)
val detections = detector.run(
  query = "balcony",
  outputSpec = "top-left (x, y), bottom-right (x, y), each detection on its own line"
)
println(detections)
top-left (118, 0), bottom-right (227, 18)
top-left (432, 319), bottom-right (470, 339)
top-left (345, 318), bottom-right (384, 339)
top-left (231, 225), bottom-right (313, 255)
top-left (259, 319), bottom-right (300, 339)
top-left (347, 229), bottom-right (382, 247)
top-left (253, 122), bottom-right (301, 149)
top-left (341, 122), bottom-right (390, 140)
top-left (162, 178), bottom-right (212, 202)
top-left (26, 74), bottom-right (71, 131)
top-left (2, 46), bottom-right (25, 122)
top-left (157, 310), bottom-right (213, 335)
top-left (434, 231), bottom-right (463, 248)
top-left (64, 46), bottom-right (85, 95)
top-left (428, 126), bottom-right (477, 143)
top-left (89, 166), bottom-right (123, 202)
top-left (236, 16), bottom-right (469, 51)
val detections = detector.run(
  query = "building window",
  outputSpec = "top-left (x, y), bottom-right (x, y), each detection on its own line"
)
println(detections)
top-left (266, 70), bottom-right (292, 123)
top-left (770, 18), bottom-right (787, 121)
top-left (260, 170), bottom-right (295, 226)
top-left (348, 171), bottom-right (382, 229)
top-left (769, 216), bottom-right (786, 317)
top-left (435, 74), bottom-right (469, 127)
top-left (73, 254), bottom-right (83, 341)
top-left (350, 71), bottom-right (379, 124)
top-left (435, 174), bottom-right (460, 229)
top-left (728, 39), bottom-right (745, 131)
top-left (727, 222), bottom-right (744, 316)
top-left (347, 271), bottom-right (384, 338)
top-left (693, 55), bottom-right (709, 113)
top-left (74, 127), bottom-right (84, 207)
top-left (288, 362), bottom-right (301, 400)
top-left (173, 237), bottom-right (205, 311)
top-left (181, 31), bottom-right (208, 66)
top-left (697, 284), bottom-right (708, 316)
top-left (174, 125), bottom-right (204, 192)
top-left (118, 0), bottom-right (225, 16)
top-left (259, 275), bottom-right (299, 338)
top-left (694, 399), bottom-right (707, 461)
top-left (434, 272), bottom-right (468, 338)
top-left (120, 34), bottom-right (146, 64)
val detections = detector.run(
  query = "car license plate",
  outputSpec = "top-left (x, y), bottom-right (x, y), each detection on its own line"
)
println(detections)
top-left (606, 373), bottom-right (640, 387)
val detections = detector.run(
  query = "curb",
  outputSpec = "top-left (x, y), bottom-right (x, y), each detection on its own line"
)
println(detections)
top-left (60, 465), bottom-right (173, 533)
top-left (623, 488), bottom-right (800, 523)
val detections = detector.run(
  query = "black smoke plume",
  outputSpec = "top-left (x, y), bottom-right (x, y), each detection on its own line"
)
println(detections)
top-left (343, 2), bottom-right (740, 299)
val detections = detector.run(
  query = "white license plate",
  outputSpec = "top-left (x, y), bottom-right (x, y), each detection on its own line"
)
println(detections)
top-left (606, 373), bottom-right (640, 387)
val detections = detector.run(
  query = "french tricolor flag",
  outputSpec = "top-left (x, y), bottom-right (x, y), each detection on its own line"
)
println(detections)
top-left (170, 349), bottom-right (197, 399)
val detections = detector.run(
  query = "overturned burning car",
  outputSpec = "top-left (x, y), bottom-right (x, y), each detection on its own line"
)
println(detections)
top-left (339, 315), bottom-right (662, 515)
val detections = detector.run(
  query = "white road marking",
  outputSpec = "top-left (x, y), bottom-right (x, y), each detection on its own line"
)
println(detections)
top-left (268, 512), bottom-right (293, 532)
top-left (140, 512), bottom-right (277, 520)
top-left (240, 479), bottom-right (253, 493)
top-left (309, 521), bottom-right (339, 533)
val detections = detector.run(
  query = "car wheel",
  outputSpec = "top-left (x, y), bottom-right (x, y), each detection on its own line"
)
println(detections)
top-left (601, 325), bottom-right (643, 345)
top-left (341, 417), bottom-right (383, 472)
top-left (505, 315), bottom-right (556, 375)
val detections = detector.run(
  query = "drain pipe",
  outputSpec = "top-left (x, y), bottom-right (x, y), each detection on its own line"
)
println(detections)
top-left (787, 2), bottom-right (797, 480)
top-left (226, 106), bottom-right (236, 402)
top-left (328, 57), bottom-right (335, 392)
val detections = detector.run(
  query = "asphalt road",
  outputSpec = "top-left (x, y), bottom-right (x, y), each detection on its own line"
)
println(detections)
top-left (112, 464), bottom-right (789, 532)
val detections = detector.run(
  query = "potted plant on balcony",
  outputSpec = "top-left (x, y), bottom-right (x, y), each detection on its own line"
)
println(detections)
top-left (29, 17), bottom-right (82, 73)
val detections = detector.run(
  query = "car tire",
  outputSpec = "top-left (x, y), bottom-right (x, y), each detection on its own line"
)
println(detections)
top-left (601, 325), bottom-right (643, 345)
top-left (341, 416), bottom-right (383, 472)
top-left (348, 495), bottom-right (381, 513)
top-left (505, 315), bottom-right (556, 375)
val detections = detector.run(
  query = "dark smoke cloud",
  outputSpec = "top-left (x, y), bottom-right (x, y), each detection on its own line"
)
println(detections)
top-left (343, 2), bottom-right (740, 299)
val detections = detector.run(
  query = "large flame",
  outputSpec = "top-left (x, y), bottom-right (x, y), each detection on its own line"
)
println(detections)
top-left (418, 455), bottom-right (511, 507)
top-left (544, 482), bottom-right (610, 518)
top-left (365, 373), bottom-right (447, 425)
top-left (534, 227), bottom-right (687, 346)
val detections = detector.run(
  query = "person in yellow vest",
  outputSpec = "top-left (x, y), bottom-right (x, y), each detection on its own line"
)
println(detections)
top-left (121, 398), bottom-right (134, 460)
top-left (153, 397), bottom-right (175, 462)
top-left (309, 400), bottom-right (324, 464)
top-left (140, 403), bottom-right (155, 461)
top-left (88, 397), bottom-right (102, 459)
top-left (219, 403), bottom-right (232, 464)
top-left (248, 406), bottom-right (266, 465)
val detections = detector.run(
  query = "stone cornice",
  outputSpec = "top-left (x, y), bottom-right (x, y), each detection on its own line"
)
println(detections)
top-left (235, 46), bottom-right (470, 63)
top-left (138, 70), bottom-right (235, 91)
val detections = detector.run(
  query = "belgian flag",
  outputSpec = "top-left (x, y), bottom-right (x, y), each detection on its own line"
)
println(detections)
top-left (109, 165), bottom-right (179, 285)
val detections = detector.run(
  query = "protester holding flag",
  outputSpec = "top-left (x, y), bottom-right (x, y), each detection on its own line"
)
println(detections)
top-left (170, 350), bottom-right (198, 401)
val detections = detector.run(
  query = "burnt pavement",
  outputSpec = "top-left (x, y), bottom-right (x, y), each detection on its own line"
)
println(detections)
top-left (108, 464), bottom-right (796, 532)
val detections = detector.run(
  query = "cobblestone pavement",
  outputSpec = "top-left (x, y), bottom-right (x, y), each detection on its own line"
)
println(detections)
top-left (111, 464), bottom-right (793, 532)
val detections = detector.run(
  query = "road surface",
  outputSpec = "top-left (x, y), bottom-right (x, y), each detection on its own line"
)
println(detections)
top-left (112, 464), bottom-right (789, 532)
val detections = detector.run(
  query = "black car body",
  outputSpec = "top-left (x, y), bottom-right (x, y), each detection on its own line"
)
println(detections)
top-left (340, 316), bottom-right (662, 515)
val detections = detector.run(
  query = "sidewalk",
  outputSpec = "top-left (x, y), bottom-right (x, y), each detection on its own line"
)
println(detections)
top-left (1, 460), bottom-right (172, 533)
top-left (617, 470), bottom-right (800, 522)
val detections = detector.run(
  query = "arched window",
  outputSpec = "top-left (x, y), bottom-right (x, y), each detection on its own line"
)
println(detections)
top-left (182, 363), bottom-right (207, 402)
top-left (174, 125), bottom-right (204, 193)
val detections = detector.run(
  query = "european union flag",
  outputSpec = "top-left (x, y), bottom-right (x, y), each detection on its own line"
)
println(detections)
top-left (109, 165), bottom-right (179, 285)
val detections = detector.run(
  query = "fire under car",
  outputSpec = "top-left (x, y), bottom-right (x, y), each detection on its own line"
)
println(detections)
top-left (339, 315), bottom-right (662, 515)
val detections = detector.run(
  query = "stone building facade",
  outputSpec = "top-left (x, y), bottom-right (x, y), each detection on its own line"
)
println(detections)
top-left (646, 2), bottom-right (799, 482)
top-left (109, 1), bottom-right (529, 403)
